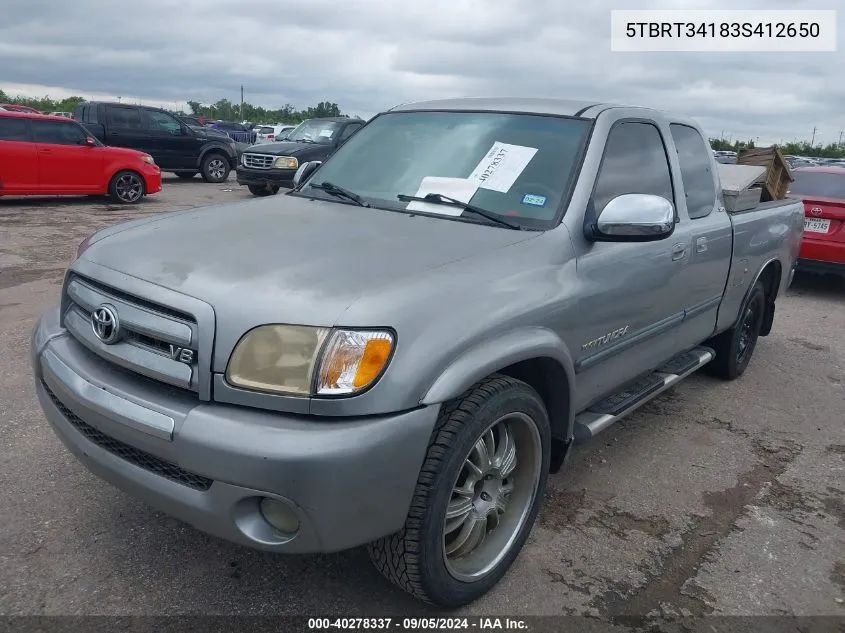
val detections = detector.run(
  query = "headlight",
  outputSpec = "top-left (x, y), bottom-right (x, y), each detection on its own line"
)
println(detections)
top-left (273, 156), bottom-right (298, 169)
top-left (226, 326), bottom-right (394, 396)
top-left (139, 154), bottom-right (155, 165)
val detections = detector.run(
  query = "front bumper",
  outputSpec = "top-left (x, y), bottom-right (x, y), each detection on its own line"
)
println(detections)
top-left (236, 165), bottom-right (296, 187)
top-left (143, 166), bottom-right (162, 195)
top-left (31, 306), bottom-right (439, 553)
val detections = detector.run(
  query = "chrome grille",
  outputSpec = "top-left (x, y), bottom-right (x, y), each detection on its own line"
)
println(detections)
top-left (63, 275), bottom-right (199, 393)
top-left (242, 153), bottom-right (275, 169)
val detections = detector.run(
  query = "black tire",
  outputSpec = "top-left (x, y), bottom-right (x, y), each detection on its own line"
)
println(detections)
top-left (705, 281), bottom-right (766, 380)
top-left (200, 153), bottom-right (230, 183)
top-left (368, 374), bottom-right (550, 607)
top-left (175, 171), bottom-right (197, 180)
top-left (248, 184), bottom-right (279, 197)
top-left (108, 170), bottom-right (145, 204)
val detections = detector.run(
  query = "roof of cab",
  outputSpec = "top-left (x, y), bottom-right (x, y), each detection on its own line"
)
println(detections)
top-left (387, 97), bottom-right (628, 119)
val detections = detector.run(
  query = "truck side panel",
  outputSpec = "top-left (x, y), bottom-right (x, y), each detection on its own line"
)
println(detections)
top-left (715, 198), bottom-right (804, 333)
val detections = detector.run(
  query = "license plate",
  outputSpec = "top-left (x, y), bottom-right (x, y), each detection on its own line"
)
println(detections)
top-left (805, 218), bottom-right (831, 234)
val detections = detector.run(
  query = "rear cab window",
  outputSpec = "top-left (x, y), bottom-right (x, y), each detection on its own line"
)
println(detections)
top-left (0, 117), bottom-right (30, 142)
top-left (669, 123), bottom-right (717, 219)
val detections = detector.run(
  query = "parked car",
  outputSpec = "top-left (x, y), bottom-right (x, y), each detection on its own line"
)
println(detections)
top-left (787, 166), bottom-right (845, 276)
top-left (74, 101), bottom-right (239, 182)
top-left (210, 121), bottom-right (257, 144)
top-left (31, 97), bottom-right (803, 608)
top-left (0, 111), bottom-right (161, 203)
top-left (236, 117), bottom-right (364, 195)
top-left (1, 104), bottom-right (42, 114)
top-left (255, 124), bottom-right (295, 144)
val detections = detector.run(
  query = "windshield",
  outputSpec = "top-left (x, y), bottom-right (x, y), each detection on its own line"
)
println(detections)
top-left (286, 120), bottom-right (342, 143)
top-left (298, 110), bottom-right (591, 228)
top-left (789, 171), bottom-right (845, 199)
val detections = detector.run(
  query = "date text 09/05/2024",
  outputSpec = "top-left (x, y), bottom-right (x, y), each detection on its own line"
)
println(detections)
top-left (307, 617), bottom-right (528, 630)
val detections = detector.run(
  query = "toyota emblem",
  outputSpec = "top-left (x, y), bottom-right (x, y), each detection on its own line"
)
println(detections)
top-left (91, 304), bottom-right (120, 344)
top-left (810, 207), bottom-right (823, 216)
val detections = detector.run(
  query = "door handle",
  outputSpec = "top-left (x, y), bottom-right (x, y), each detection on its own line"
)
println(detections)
top-left (695, 237), bottom-right (708, 253)
top-left (671, 243), bottom-right (688, 260)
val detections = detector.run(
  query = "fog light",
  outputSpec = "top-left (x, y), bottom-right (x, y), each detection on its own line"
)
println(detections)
top-left (259, 498), bottom-right (300, 534)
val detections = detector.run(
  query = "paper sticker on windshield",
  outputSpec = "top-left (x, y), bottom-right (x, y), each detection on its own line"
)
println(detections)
top-left (406, 176), bottom-right (479, 216)
top-left (469, 142), bottom-right (538, 193)
top-left (318, 129), bottom-right (334, 137)
top-left (521, 193), bottom-right (547, 207)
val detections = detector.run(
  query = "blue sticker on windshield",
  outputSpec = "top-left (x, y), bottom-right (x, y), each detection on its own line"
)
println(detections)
top-left (521, 193), bottom-right (547, 207)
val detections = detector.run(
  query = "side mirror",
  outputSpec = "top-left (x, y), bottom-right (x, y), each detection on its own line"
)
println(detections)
top-left (84, 137), bottom-right (96, 146)
top-left (293, 161), bottom-right (322, 189)
top-left (587, 194), bottom-right (675, 242)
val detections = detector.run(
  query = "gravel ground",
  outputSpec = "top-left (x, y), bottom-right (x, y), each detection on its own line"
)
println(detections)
top-left (1, 175), bottom-right (844, 619)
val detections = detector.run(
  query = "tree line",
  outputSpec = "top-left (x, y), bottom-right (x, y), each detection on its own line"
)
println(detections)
top-left (3, 90), bottom-right (845, 157)
top-left (0, 89), bottom-right (348, 125)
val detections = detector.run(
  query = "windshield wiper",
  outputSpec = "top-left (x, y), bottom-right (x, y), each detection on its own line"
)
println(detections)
top-left (396, 193), bottom-right (522, 230)
top-left (294, 138), bottom-right (318, 144)
top-left (309, 181), bottom-right (370, 207)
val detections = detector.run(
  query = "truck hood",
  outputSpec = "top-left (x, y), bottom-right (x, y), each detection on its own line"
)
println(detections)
top-left (245, 140), bottom-right (331, 157)
top-left (79, 194), bottom-right (539, 363)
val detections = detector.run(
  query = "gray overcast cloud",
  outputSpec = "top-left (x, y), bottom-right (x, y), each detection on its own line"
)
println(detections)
top-left (1, 0), bottom-right (842, 144)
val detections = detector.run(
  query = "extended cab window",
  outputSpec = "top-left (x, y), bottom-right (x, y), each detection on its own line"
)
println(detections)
top-left (670, 124), bottom-right (716, 219)
top-left (0, 118), bottom-right (30, 141)
top-left (106, 105), bottom-right (143, 130)
top-left (592, 122), bottom-right (674, 214)
top-left (30, 120), bottom-right (88, 145)
top-left (144, 110), bottom-right (182, 135)
top-left (301, 111), bottom-right (591, 229)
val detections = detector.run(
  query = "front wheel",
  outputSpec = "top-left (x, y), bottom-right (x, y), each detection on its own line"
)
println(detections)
top-left (108, 170), bottom-right (145, 204)
top-left (705, 280), bottom-right (766, 380)
top-left (368, 375), bottom-right (550, 607)
top-left (200, 153), bottom-right (230, 183)
top-left (248, 184), bottom-right (279, 197)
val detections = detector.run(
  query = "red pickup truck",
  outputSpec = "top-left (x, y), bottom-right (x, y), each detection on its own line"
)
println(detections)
top-left (0, 111), bottom-right (161, 203)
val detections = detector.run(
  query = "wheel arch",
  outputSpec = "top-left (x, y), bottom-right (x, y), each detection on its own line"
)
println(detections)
top-left (744, 258), bottom-right (782, 337)
top-left (197, 143), bottom-right (234, 170)
top-left (419, 328), bottom-right (575, 472)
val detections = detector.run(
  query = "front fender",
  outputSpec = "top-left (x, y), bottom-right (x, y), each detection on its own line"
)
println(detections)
top-left (197, 143), bottom-right (236, 168)
top-left (420, 326), bottom-right (576, 429)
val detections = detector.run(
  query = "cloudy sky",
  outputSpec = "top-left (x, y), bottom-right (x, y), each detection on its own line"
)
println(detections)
top-left (1, 0), bottom-right (842, 145)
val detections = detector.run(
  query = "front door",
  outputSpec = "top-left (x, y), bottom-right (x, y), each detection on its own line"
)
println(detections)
top-left (563, 119), bottom-right (690, 410)
top-left (30, 119), bottom-right (103, 191)
top-left (141, 109), bottom-right (196, 169)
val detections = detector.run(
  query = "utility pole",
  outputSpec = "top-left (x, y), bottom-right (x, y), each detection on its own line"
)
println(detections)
top-left (811, 126), bottom-right (816, 146)
top-left (240, 85), bottom-right (244, 119)
top-left (839, 130), bottom-right (843, 146)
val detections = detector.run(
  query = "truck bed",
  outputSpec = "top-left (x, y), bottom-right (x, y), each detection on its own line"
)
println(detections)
top-left (716, 196), bottom-right (804, 332)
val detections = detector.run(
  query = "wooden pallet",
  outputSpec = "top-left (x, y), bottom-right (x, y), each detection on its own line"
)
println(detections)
top-left (736, 146), bottom-right (794, 201)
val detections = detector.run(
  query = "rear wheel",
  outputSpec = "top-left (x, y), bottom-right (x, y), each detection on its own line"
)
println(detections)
top-left (368, 375), bottom-right (550, 607)
top-left (108, 170), bottom-right (145, 204)
top-left (248, 184), bottom-right (280, 197)
top-left (175, 171), bottom-right (197, 180)
top-left (705, 281), bottom-right (766, 380)
top-left (200, 153), bottom-right (230, 183)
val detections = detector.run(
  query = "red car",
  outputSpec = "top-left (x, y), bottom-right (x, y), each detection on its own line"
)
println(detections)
top-left (788, 166), bottom-right (845, 277)
top-left (0, 111), bottom-right (161, 203)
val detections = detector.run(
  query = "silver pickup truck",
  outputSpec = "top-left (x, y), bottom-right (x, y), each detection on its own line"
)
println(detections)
top-left (31, 98), bottom-right (804, 607)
